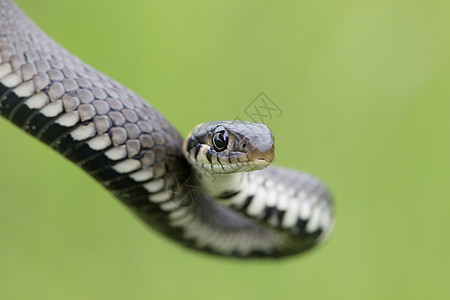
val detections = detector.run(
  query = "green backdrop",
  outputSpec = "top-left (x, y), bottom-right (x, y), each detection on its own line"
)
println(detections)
top-left (0, 0), bottom-right (449, 299)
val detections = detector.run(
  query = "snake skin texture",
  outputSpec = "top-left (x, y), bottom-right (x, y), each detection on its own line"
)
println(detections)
top-left (0, 0), bottom-right (334, 258)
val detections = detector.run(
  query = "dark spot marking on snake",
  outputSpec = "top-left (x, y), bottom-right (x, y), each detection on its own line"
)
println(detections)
top-left (0, 82), bottom-right (7, 95)
top-left (276, 209), bottom-right (286, 225)
top-left (0, 84), bottom-right (38, 128)
top-left (295, 218), bottom-right (308, 235)
top-left (66, 142), bottom-right (107, 163)
top-left (105, 176), bottom-right (145, 191)
top-left (309, 229), bottom-right (323, 240)
top-left (123, 199), bottom-right (162, 214)
top-left (51, 131), bottom-right (79, 153)
top-left (218, 190), bottom-right (240, 199)
top-left (9, 104), bottom-right (34, 127)
top-left (0, 83), bottom-right (12, 102)
top-left (206, 149), bottom-right (212, 164)
top-left (187, 138), bottom-right (197, 151)
top-left (194, 144), bottom-right (202, 159)
top-left (240, 195), bottom-right (254, 212)
top-left (35, 114), bottom-right (67, 140)
top-left (261, 206), bottom-right (277, 221)
top-left (20, 103), bottom-right (49, 131)
top-left (0, 87), bottom-right (20, 118)
top-left (113, 186), bottom-right (153, 200)
top-left (109, 180), bottom-right (156, 196)
top-left (81, 153), bottom-right (115, 173)
top-left (25, 113), bottom-right (53, 136)
top-left (89, 164), bottom-right (123, 182)
top-left (8, 98), bottom-right (35, 124)
top-left (40, 122), bottom-right (71, 144)
top-left (118, 193), bottom-right (151, 205)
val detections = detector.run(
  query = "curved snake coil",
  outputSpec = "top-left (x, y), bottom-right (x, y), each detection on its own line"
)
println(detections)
top-left (0, 0), bottom-right (334, 258)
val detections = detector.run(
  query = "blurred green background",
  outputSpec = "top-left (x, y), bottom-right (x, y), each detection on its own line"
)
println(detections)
top-left (0, 0), bottom-right (449, 299)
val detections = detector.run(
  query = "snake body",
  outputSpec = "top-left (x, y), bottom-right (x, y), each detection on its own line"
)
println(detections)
top-left (0, 0), bottom-right (334, 258)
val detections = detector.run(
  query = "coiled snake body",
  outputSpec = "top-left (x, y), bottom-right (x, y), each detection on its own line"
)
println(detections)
top-left (0, 0), bottom-right (334, 258)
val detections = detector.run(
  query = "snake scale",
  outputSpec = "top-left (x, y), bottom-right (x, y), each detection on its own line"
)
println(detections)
top-left (0, 0), bottom-right (334, 258)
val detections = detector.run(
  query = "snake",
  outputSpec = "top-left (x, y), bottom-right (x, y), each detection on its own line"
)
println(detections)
top-left (0, 0), bottom-right (334, 258)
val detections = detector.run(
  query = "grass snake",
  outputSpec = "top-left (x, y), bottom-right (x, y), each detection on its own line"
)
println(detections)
top-left (0, 0), bottom-right (334, 258)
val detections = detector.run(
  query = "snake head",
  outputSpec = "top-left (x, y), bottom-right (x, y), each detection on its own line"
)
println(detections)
top-left (183, 120), bottom-right (275, 174)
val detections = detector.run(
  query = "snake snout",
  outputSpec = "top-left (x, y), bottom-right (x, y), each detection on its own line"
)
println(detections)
top-left (249, 144), bottom-right (275, 165)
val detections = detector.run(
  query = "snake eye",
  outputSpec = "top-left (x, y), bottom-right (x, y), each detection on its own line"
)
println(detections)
top-left (212, 132), bottom-right (228, 152)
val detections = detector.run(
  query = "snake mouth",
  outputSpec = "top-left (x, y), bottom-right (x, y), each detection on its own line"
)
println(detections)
top-left (191, 158), bottom-right (272, 174)
top-left (249, 150), bottom-right (275, 165)
top-left (254, 157), bottom-right (273, 166)
top-left (185, 143), bottom-right (275, 174)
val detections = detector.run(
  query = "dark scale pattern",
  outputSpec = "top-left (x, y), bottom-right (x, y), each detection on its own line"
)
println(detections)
top-left (0, 0), bottom-right (191, 251)
top-left (0, 88), bottom-right (20, 116)
top-left (0, 0), bottom-right (334, 258)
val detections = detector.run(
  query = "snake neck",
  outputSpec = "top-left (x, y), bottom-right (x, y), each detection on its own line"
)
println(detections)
top-left (194, 171), bottom-right (246, 199)
top-left (192, 166), bottom-right (335, 251)
top-left (195, 170), bottom-right (271, 219)
top-left (193, 168), bottom-right (276, 221)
